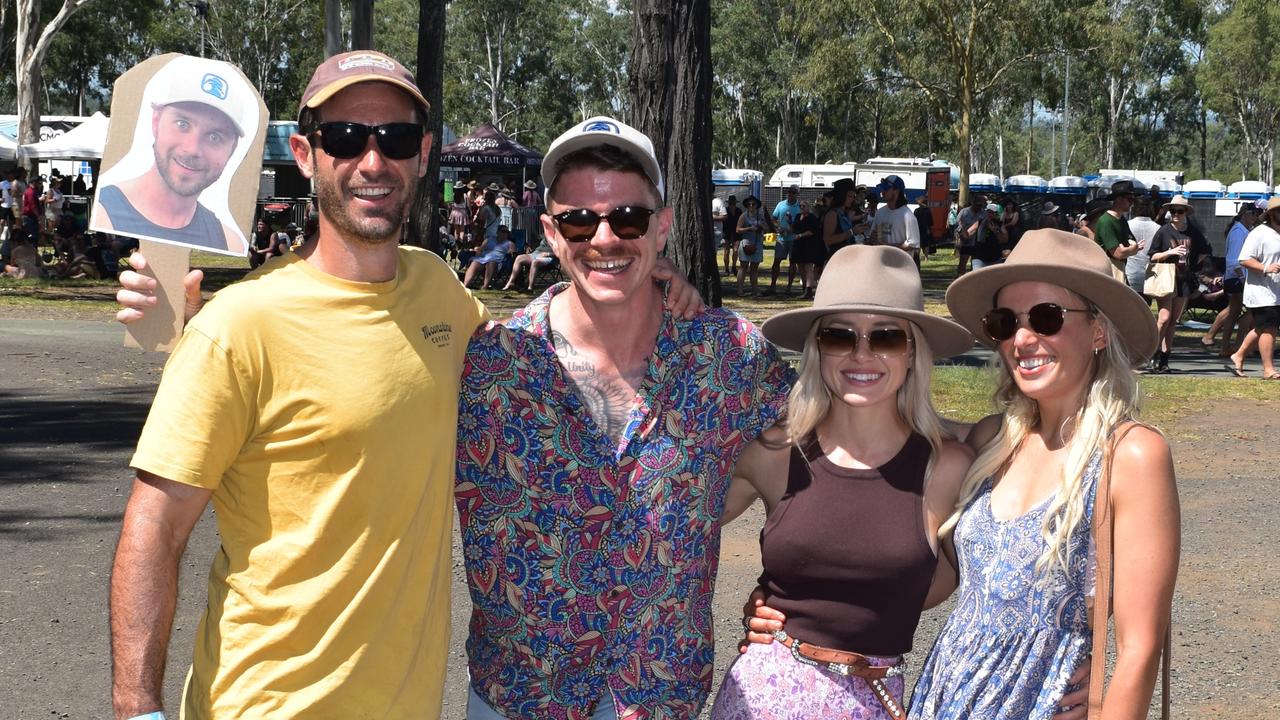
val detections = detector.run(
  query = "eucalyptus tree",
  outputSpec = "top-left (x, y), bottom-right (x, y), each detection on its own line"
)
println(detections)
top-left (1199, 0), bottom-right (1280, 184)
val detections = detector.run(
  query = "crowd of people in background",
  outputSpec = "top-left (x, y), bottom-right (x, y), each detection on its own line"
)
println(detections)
top-left (705, 174), bottom-right (1272, 379)
top-left (440, 177), bottom-right (547, 290)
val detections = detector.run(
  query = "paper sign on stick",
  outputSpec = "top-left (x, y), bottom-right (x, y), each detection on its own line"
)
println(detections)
top-left (93, 53), bottom-right (268, 350)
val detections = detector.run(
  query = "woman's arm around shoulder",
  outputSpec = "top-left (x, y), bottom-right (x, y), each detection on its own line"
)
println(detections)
top-left (921, 438), bottom-right (975, 608)
top-left (1102, 423), bottom-right (1180, 720)
top-left (721, 423), bottom-right (791, 524)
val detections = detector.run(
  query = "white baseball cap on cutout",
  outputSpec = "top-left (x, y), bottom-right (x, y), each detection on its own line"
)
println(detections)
top-left (541, 116), bottom-right (664, 205)
top-left (153, 55), bottom-right (247, 137)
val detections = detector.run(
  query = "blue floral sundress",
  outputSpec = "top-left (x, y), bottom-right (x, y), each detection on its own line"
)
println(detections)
top-left (910, 452), bottom-right (1101, 720)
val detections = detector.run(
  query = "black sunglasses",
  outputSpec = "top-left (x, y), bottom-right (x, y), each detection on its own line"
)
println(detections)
top-left (981, 303), bottom-right (1092, 342)
top-left (312, 122), bottom-right (424, 160)
top-left (551, 206), bottom-right (656, 242)
top-left (815, 326), bottom-right (913, 357)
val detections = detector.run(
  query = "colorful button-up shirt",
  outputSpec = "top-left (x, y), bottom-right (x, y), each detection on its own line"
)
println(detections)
top-left (456, 285), bottom-right (792, 720)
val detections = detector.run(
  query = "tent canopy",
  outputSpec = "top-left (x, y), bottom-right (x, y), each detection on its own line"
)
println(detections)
top-left (0, 133), bottom-right (15, 161)
top-left (17, 112), bottom-right (108, 160)
top-left (441, 123), bottom-right (541, 168)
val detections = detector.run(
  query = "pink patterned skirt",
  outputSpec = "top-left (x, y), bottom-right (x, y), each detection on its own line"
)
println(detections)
top-left (710, 639), bottom-right (905, 720)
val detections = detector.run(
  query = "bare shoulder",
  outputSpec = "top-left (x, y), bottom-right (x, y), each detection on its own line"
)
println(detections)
top-left (741, 425), bottom-right (791, 469)
top-left (736, 425), bottom-right (792, 490)
top-left (966, 413), bottom-right (1004, 452)
top-left (1110, 423), bottom-right (1174, 488)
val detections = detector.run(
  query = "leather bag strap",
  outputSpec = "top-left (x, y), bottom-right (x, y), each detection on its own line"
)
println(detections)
top-left (1088, 423), bottom-right (1172, 719)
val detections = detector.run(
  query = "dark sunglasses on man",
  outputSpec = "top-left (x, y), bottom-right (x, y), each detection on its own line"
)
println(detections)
top-left (551, 206), bottom-right (656, 243)
top-left (311, 122), bottom-right (424, 160)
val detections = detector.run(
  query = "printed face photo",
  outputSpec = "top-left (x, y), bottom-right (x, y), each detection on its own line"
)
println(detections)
top-left (90, 54), bottom-right (265, 256)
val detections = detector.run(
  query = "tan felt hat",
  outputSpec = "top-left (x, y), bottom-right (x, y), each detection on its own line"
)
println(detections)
top-left (945, 229), bottom-right (1158, 362)
top-left (763, 245), bottom-right (973, 357)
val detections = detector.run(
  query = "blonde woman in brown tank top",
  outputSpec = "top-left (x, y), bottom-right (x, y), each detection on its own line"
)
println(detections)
top-left (709, 245), bottom-right (975, 720)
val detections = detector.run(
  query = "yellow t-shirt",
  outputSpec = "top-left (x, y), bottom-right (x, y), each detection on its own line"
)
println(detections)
top-left (130, 247), bottom-right (488, 719)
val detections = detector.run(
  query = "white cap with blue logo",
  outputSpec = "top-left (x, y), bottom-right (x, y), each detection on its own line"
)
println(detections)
top-left (153, 55), bottom-right (246, 137)
top-left (541, 116), bottom-right (664, 203)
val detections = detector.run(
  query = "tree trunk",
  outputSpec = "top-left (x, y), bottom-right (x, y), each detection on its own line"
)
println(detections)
top-left (324, 0), bottom-right (342, 57)
top-left (956, 81), bottom-right (973, 208)
top-left (629, 0), bottom-right (719, 306)
top-left (409, 0), bottom-right (447, 254)
top-left (16, 0), bottom-right (96, 173)
top-left (351, 0), bottom-right (373, 50)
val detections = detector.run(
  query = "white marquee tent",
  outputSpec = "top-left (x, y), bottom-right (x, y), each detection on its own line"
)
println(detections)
top-left (0, 133), bottom-right (16, 161)
top-left (17, 112), bottom-right (108, 161)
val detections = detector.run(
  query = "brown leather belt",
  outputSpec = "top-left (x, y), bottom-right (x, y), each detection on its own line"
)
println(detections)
top-left (772, 630), bottom-right (906, 719)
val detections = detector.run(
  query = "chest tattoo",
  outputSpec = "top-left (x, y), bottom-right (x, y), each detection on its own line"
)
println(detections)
top-left (552, 330), bottom-right (644, 445)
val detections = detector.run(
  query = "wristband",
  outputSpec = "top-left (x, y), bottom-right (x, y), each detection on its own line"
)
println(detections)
top-left (125, 713), bottom-right (167, 720)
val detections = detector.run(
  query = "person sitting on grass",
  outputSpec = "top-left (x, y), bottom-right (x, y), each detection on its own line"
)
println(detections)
top-left (463, 224), bottom-right (514, 290)
top-left (1, 229), bottom-right (44, 279)
top-left (502, 238), bottom-right (556, 291)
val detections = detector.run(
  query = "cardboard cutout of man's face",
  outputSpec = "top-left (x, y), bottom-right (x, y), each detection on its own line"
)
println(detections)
top-left (90, 53), bottom-right (266, 258)
top-left (150, 102), bottom-right (240, 199)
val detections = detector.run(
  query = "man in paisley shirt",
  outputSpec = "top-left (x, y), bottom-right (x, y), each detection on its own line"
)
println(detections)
top-left (114, 110), bottom-right (789, 719)
top-left (456, 117), bottom-right (793, 720)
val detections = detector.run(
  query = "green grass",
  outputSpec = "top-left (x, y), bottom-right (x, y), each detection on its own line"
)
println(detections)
top-left (927, 364), bottom-right (1270, 438)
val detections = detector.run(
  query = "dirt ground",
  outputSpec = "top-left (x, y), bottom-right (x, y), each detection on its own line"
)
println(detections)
top-left (0, 309), bottom-right (1276, 718)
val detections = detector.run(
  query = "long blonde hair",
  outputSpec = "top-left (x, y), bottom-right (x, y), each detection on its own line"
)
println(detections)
top-left (940, 302), bottom-right (1140, 576)
top-left (784, 317), bottom-right (952, 473)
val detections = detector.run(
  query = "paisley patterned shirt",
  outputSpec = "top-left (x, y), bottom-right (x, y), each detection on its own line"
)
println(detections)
top-left (456, 284), bottom-right (792, 720)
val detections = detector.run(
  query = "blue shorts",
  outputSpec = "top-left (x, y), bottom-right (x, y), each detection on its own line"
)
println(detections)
top-left (773, 235), bottom-right (794, 260)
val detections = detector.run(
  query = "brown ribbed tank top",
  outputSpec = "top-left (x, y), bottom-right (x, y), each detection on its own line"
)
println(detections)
top-left (758, 432), bottom-right (937, 656)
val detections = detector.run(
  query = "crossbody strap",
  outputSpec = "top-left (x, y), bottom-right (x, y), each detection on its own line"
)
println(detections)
top-left (1088, 422), bottom-right (1171, 719)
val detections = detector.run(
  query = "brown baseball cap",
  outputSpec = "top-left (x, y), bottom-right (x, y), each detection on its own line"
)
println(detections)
top-left (297, 50), bottom-right (429, 121)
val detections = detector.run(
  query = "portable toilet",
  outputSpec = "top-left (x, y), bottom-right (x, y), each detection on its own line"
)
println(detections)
top-left (1048, 176), bottom-right (1089, 196)
top-left (969, 173), bottom-right (1002, 195)
top-left (932, 159), bottom-right (961, 191)
top-left (713, 168), bottom-right (763, 204)
top-left (1005, 175), bottom-right (1047, 194)
top-left (1147, 180), bottom-right (1182, 198)
top-left (1090, 174), bottom-right (1148, 194)
top-left (1227, 180), bottom-right (1269, 199)
top-left (1183, 179), bottom-right (1224, 199)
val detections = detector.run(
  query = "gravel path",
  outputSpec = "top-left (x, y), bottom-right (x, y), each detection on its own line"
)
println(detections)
top-left (0, 314), bottom-right (1273, 718)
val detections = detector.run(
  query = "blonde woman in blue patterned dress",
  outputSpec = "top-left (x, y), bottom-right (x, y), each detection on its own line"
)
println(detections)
top-left (910, 229), bottom-right (1179, 719)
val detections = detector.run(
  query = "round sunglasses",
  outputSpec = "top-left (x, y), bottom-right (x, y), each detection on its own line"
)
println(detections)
top-left (981, 302), bottom-right (1092, 342)
top-left (815, 326), bottom-right (913, 357)
top-left (311, 122), bottom-right (424, 160)
top-left (551, 206), bottom-right (656, 243)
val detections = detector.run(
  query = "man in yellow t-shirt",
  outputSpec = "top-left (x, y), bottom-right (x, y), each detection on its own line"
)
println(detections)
top-left (109, 52), bottom-right (486, 719)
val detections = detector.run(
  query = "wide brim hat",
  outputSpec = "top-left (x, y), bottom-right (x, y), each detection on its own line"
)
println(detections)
top-left (1110, 179), bottom-right (1136, 197)
top-left (763, 245), bottom-right (973, 357)
top-left (1160, 195), bottom-right (1194, 214)
top-left (945, 229), bottom-right (1158, 362)
top-left (1266, 196), bottom-right (1280, 213)
top-left (1041, 201), bottom-right (1060, 214)
top-left (1085, 196), bottom-right (1112, 221)
top-left (523, 180), bottom-right (537, 189)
